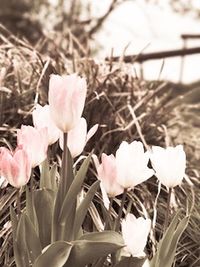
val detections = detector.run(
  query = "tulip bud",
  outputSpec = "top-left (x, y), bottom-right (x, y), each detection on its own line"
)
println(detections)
top-left (49, 73), bottom-right (87, 132)
top-left (0, 147), bottom-right (31, 188)
top-left (150, 145), bottom-right (186, 188)
top-left (93, 153), bottom-right (123, 198)
top-left (59, 117), bottom-right (98, 158)
top-left (17, 125), bottom-right (48, 168)
top-left (32, 104), bottom-right (61, 145)
top-left (122, 213), bottom-right (151, 257)
top-left (116, 141), bottom-right (154, 189)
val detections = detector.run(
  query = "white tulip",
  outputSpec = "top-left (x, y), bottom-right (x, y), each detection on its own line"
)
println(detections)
top-left (150, 145), bottom-right (186, 188)
top-left (59, 117), bottom-right (98, 158)
top-left (121, 213), bottom-right (151, 257)
top-left (116, 141), bottom-right (154, 189)
top-left (32, 104), bottom-right (61, 145)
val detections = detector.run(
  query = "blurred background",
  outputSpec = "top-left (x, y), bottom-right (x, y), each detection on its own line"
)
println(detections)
top-left (1, 0), bottom-right (200, 83)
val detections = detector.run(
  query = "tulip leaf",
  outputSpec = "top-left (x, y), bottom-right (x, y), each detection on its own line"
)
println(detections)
top-left (10, 206), bottom-right (18, 238)
top-left (158, 210), bottom-right (181, 260)
top-left (15, 213), bottom-right (30, 267)
top-left (49, 163), bottom-right (58, 191)
top-left (79, 231), bottom-right (124, 244)
top-left (10, 207), bottom-right (25, 267)
top-left (74, 180), bottom-right (100, 238)
top-left (150, 210), bottom-right (189, 267)
top-left (40, 158), bottom-right (50, 189)
top-left (23, 214), bottom-right (42, 264)
top-left (26, 187), bottom-right (39, 235)
top-left (58, 154), bottom-right (91, 224)
top-left (52, 147), bottom-right (74, 241)
top-left (114, 256), bottom-right (146, 267)
top-left (162, 216), bottom-right (189, 267)
top-left (64, 231), bottom-right (124, 267)
top-left (34, 188), bottom-right (56, 248)
top-left (56, 155), bottom-right (91, 241)
top-left (61, 200), bottom-right (76, 241)
top-left (13, 243), bottom-right (27, 267)
top-left (33, 241), bottom-right (73, 267)
top-left (60, 145), bottom-right (74, 199)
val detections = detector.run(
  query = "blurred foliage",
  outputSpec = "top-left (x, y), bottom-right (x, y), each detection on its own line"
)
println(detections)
top-left (146, 0), bottom-right (200, 18)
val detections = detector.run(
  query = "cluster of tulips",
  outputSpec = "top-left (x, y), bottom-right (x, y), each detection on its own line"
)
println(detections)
top-left (0, 73), bottom-right (189, 267)
top-left (0, 74), bottom-right (98, 188)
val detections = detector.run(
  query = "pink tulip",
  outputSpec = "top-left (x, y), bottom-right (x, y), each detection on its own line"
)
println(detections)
top-left (0, 147), bottom-right (31, 188)
top-left (116, 141), bottom-right (154, 189)
top-left (49, 73), bottom-right (87, 132)
top-left (32, 104), bottom-right (61, 145)
top-left (17, 125), bottom-right (48, 168)
top-left (122, 213), bottom-right (151, 257)
top-left (93, 153), bottom-right (123, 198)
top-left (59, 117), bottom-right (98, 158)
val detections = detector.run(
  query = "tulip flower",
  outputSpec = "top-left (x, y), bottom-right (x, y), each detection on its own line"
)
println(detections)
top-left (49, 73), bottom-right (87, 132)
top-left (150, 145), bottom-right (186, 188)
top-left (116, 141), bottom-right (154, 189)
top-left (17, 125), bottom-right (48, 168)
top-left (0, 147), bottom-right (31, 188)
top-left (93, 153), bottom-right (123, 198)
top-left (121, 213), bottom-right (151, 257)
top-left (59, 117), bottom-right (98, 158)
top-left (32, 104), bottom-right (61, 145)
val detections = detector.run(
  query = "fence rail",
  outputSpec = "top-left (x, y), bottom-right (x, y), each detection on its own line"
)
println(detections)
top-left (106, 46), bottom-right (200, 63)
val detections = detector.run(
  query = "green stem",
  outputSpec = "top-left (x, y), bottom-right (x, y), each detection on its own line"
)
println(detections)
top-left (104, 197), bottom-right (113, 230)
top-left (16, 188), bottom-right (21, 215)
top-left (163, 187), bottom-right (172, 232)
top-left (115, 189), bottom-right (127, 232)
top-left (60, 132), bottom-right (68, 199)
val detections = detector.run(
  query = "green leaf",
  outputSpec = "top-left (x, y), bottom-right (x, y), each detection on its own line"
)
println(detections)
top-left (49, 163), bottom-right (58, 191)
top-left (15, 213), bottom-right (30, 267)
top-left (59, 154), bottom-right (91, 223)
top-left (33, 241), bottom-right (73, 267)
top-left (10, 206), bottom-right (18, 238)
top-left (162, 216), bottom-right (189, 267)
top-left (114, 256), bottom-right (146, 267)
top-left (79, 231), bottom-right (124, 244)
top-left (34, 189), bottom-right (56, 248)
top-left (53, 154), bottom-right (91, 241)
top-left (10, 207), bottom-right (25, 267)
top-left (64, 231), bottom-right (124, 267)
top-left (26, 187), bottom-right (39, 235)
top-left (158, 210), bottom-right (181, 261)
top-left (40, 158), bottom-right (50, 189)
top-left (40, 159), bottom-right (58, 192)
top-left (74, 180), bottom-right (100, 238)
top-left (150, 211), bottom-right (189, 267)
top-left (24, 214), bottom-right (42, 264)
top-left (52, 147), bottom-right (74, 242)
top-left (61, 200), bottom-right (77, 241)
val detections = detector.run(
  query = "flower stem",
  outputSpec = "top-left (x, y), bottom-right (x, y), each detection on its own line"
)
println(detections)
top-left (16, 188), bottom-right (21, 215)
top-left (115, 189), bottom-right (127, 232)
top-left (105, 197), bottom-right (113, 230)
top-left (60, 132), bottom-right (68, 198)
top-left (163, 187), bottom-right (172, 232)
